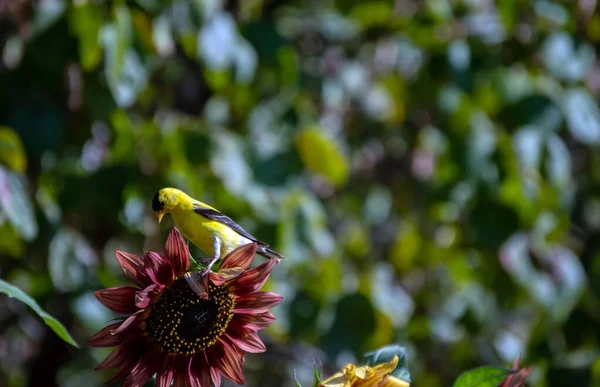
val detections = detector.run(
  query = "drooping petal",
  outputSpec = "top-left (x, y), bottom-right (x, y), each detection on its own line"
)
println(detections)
top-left (224, 328), bottom-right (266, 353)
top-left (206, 339), bottom-right (245, 385)
top-left (94, 286), bottom-right (138, 314)
top-left (88, 321), bottom-right (136, 347)
top-left (157, 354), bottom-right (176, 387)
top-left (227, 259), bottom-right (276, 294)
top-left (220, 243), bottom-right (257, 270)
top-left (111, 310), bottom-right (145, 335)
top-left (115, 250), bottom-right (150, 287)
top-left (144, 251), bottom-right (175, 286)
top-left (229, 311), bottom-right (276, 331)
top-left (135, 284), bottom-right (159, 308)
top-left (189, 353), bottom-right (212, 387)
top-left (185, 271), bottom-right (209, 299)
top-left (94, 337), bottom-right (149, 371)
top-left (233, 292), bottom-right (283, 314)
top-left (124, 347), bottom-right (164, 387)
top-left (165, 227), bottom-right (190, 276)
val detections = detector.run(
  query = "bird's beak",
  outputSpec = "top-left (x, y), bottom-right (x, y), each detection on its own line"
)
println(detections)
top-left (155, 211), bottom-right (164, 224)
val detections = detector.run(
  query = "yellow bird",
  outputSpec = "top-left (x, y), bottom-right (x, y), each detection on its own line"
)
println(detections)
top-left (152, 188), bottom-right (284, 272)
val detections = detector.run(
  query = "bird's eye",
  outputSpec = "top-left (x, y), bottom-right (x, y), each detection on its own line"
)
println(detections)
top-left (152, 192), bottom-right (165, 211)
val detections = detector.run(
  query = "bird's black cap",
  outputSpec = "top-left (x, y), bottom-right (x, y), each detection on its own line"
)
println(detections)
top-left (152, 192), bottom-right (165, 212)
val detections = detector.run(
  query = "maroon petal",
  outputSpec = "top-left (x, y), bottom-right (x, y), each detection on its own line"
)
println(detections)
top-left (210, 363), bottom-right (222, 387)
top-left (228, 259), bottom-right (276, 294)
top-left (206, 339), bottom-right (245, 384)
top-left (144, 251), bottom-right (175, 286)
top-left (174, 356), bottom-right (192, 387)
top-left (111, 310), bottom-right (145, 335)
top-left (189, 353), bottom-right (212, 387)
top-left (220, 243), bottom-right (257, 270)
top-left (185, 271), bottom-right (209, 299)
top-left (157, 354), bottom-right (176, 387)
top-left (165, 227), bottom-right (190, 277)
top-left (88, 322), bottom-right (134, 347)
top-left (135, 284), bottom-right (159, 308)
top-left (94, 337), bottom-right (148, 371)
top-left (210, 267), bottom-right (244, 286)
top-left (94, 286), bottom-right (138, 314)
top-left (229, 312), bottom-right (276, 331)
top-left (233, 292), bottom-right (283, 314)
top-left (124, 347), bottom-right (163, 387)
top-left (115, 250), bottom-right (150, 287)
top-left (224, 329), bottom-right (266, 354)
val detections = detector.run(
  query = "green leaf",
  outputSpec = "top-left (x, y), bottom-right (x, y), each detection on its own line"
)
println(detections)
top-left (0, 279), bottom-right (79, 348)
top-left (0, 126), bottom-right (26, 173)
top-left (296, 127), bottom-right (350, 188)
top-left (363, 344), bottom-right (411, 382)
top-left (70, 2), bottom-right (103, 70)
top-left (312, 360), bottom-right (323, 387)
top-left (453, 367), bottom-right (512, 387)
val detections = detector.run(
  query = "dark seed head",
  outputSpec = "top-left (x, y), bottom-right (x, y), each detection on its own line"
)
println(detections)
top-left (143, 279), bottom-right (235, 355)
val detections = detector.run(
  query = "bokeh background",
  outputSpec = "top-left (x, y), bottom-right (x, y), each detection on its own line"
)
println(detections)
top-left (1, 0), bottom-right (600, 386)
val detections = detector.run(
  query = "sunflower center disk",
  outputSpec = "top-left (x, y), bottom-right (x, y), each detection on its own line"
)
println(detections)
top-left (144, 278), bottom-right (235, 355)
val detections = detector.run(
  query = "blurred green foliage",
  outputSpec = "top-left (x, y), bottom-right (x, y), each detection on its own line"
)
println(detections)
top-left (1, 0), bottom-right (600, 386)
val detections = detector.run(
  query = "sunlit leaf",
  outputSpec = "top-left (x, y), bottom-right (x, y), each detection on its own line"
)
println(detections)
top-left (0, 166), bottom-right (37, 241)
top-left (296, 127), bottom-right (349, 187)
top-left (453, 367), bottom-right (512, 387)
top-left (49, 227), bottom-right (98, 292)
top-left (0, 279), bottom-right (79, 348)
top-left (563, 88), bottom-right (600, 145)
top-left (542, 32), bottom-right (595, 82)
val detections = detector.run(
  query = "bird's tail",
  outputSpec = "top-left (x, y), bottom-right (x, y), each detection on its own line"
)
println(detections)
top-left (257, 246), bottom-right (285, 262)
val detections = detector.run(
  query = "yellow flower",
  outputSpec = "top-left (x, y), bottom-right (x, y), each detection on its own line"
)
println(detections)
top-left (320, 356), bottom-right (410, 387)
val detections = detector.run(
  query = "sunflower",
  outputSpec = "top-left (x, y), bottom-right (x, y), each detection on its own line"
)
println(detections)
top-left (89, 227), bottom-right (282, 386)
top-left (320, 356), bottom-right (410, 387)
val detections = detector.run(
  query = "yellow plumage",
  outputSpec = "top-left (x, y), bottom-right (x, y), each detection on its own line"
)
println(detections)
top-left (152, 188), bottom-right (284, 268)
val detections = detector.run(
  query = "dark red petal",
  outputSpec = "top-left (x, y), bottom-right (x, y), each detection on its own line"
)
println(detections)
top-left (233, 292), bottom-right (283, 314)
top-left (124, 347), bottom-right (163, 387)
top-left (94, 337), bottom-right (148, 371)
top-left (135, 284), bottom-right (159, 309)
top-left (229, 312), bottom-right (276, 331)
top-left (94, 286), bottom-right (138, 314)
top-left (156, 354), bottom-right (175, 387)
top-left (185, 271), bottom-right (209, 298)
top-left (88, 322), bottom-right (132, 347)
top-left (144, 251), bottom-right (175, 286)
top-left (224, 329), bottom-right (266, 354)
top-left (210, 268), bottom-right (244, 286)
top-left (189, 353), bottom-right (212, 387)
top-left (228, 259), bottom-right (276, 294)
top-left (111, 310), bottom-right (145, 335)
top-left (220, 243), bottom-right (257, 270)
top-left (115, 250), bottom-right (150, 287)
top-left (206, 339), bottom-right (245, 384)
top-left (174, 356), bottom-right (192, 387)
top-left (210, 364), bottom-right (222, 387)
top-left (107, 360), bottom-right (137, 384)
top-left (165, 227), bottom-right (190, 277)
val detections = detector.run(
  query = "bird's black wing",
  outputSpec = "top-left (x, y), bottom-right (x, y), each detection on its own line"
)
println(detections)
top-left (193, 205), bottom-right (268, 246)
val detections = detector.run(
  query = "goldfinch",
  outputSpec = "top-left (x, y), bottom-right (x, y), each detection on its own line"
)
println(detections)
top-left (152, 188), bottom-right (284, 272)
